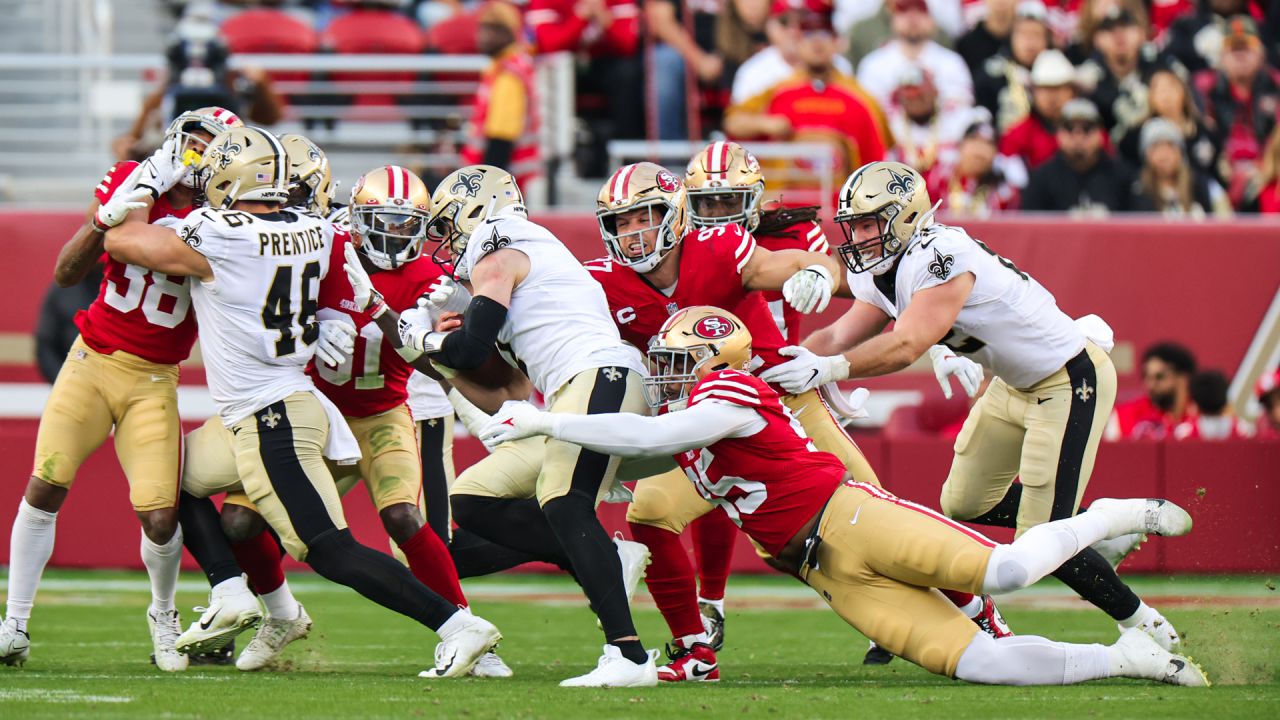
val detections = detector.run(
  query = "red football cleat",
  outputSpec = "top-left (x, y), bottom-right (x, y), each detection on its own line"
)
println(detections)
top-left (657, 641), bottom-right (720, 682)
top-left (973, 594), bottom-right (1014, 638)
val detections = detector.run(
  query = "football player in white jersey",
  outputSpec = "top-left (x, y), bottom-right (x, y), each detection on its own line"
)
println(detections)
top-left (761, 161), bottom-right (1184, 651)
top-left (393, 164), bottom-right (661, 688)
top-left (102, 127), bottom-right (503, 679)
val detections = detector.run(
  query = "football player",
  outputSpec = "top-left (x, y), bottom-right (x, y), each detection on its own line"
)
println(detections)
top-left (102, 126), bottom-right (503, 679)
top-left (0, 106), bottom-right (241, 670)
top-left (395, 164), bottom-right (661, 687)
top-left (760, 161), bottom-right (1183, 650)
top-left (480, 306), bottom-right (1209, 688)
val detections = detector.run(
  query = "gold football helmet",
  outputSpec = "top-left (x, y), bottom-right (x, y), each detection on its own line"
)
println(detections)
top-left (597, 162), bottom-right (688, 273)
top-left (644, 306), bottom-right (753, 409)
top-left (164, 106), bottom-right (244, 187)
top-left (833, 161), bottom-right (934, 275)
top-left (684, 141), bottom-right (766, 232)
top-left (428, 165), bottom-right (526, 279)
top-left (198, 126), bottom-right (291, 210)
top-left (280, 133), bottom-right (334, 215)
top-left (349, 165), bottom-right (432, 271)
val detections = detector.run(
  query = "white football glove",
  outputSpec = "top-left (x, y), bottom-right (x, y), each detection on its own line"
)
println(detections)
top-left (314, 318), bottom-right (357, 367)
top-left (343, 242), bottom-right (387, 317)
top-left (134, 137), bottom-right (190, 198)
top-left (427, 276), bottom-right (472, 315)
top-left (928, 345), bottom-right (984, 400)
top-left (1074, 314), bottom-right (1115, 353)
top-left (397, 303), bottom-right (450, 354)
top-left (758, 345), bottom-right (850, 395)
top-left (781, 264), bottom-right (836, 314)
top-left (94, 186), bottom-right (152, 231)
top-left (478, 400), bottom-right (554, 446)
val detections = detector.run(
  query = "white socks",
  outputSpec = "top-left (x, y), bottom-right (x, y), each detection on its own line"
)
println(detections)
top-left (141, 526), bottom-right (184, 613)
top-left (1117, 601), bottom-right (1157, 629)
top-left (698, 597), bottom-right (725, 616)
top-left (955, 632), bottom-right (1112, 685)
top-left (211, 574), bottom-right (251, 599)
top-left (6, 499), bottom-right (58, 630)
top-left (436, 607), bottom-right (471, 639)
top-left (261, 583), bottom-right (301, 621)
top-left (982, 510), bottom-right (1113, 594)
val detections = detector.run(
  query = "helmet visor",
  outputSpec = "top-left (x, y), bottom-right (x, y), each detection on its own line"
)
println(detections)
top-left (353, 206), bottom-right (428, 269)
top-left (687, 187), bottom-right (754, 228)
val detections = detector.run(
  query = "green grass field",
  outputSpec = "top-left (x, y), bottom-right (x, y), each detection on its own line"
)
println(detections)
top-left (1, 571), bottom-right (1277, 718)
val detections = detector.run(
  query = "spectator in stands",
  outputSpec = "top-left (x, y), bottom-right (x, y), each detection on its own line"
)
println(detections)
top-left (646, 0), bottom-right (724, 139)
top-left (838, 0), bottom-right (964, 67)
top-left (526, 0), bottom-right (643, 175)
top-left (956, 0), bottom-right (1017, 75)
top-left (460, 2), bottom-right (541, 187)
top-left (1240, 123), bottom-right (1280, 213)
top-left (1174, 369), bottom-right (1252, 440)
top-left (886, 66), bottom-right (968, 174)
top-left (998, 48), bottom-right (1074, 171)
top-left (1130, 118), bottom-right (1232, 217)
top-left (1116, 66), bottom-right (1220, 183)
top-left (725, 2), bottom-right (889, 185)
top-left (1164, 0), bottom-right (1254, 74)
top-left (1077, 6), bottom-right (1166, 142)
top-left (732, 0), bottom-right (857, 105)
top-left (1021, 98), bottom-right (1133, 213)
top-left (718, 0), bottom-right (773, 79)
top-left (926, 112), bottom-right (1022, 216)
top-left (1105, 341), bottom-right (1198, 441)
top-left (35, 268), bottom-right (102, 384)
top-left (1255, 368), bottom-right (1280, 439)
top-left (973, 0), bottom-right (1052, 133)
top-left (856, 0), bottom-right (973, 113)
top-left (1194, 16), bottom-right (1280, 207)
top-left (1063, 0), bottom-right (1146, 64)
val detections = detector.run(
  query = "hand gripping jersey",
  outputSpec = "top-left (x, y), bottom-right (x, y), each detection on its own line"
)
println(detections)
top-left (79, 161), bottom-right (199, 364)
top-left (585, 223), bottom-right (788, 370)
top-left (754, 219), bottom-right (829, 346)
top-left (844, 223), bottom-right (1084, 389)
top-left (461, 213), bottom-right (643, 398)
top-left (163, 207), bottom-right (336, 425)
top-left (676, 369), bottom-right (846, 556)
top-left (312, 237), bottom-right (447, 418)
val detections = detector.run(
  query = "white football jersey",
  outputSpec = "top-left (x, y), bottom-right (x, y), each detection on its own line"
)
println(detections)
top-left (845, 223), bottom-right (1084, 389)
top-left (407, 371), bottom-right (453, 421)
top-left (460, 213), bottom-right (644, 398)
top-left (164, 207), bottom-right (335, 425)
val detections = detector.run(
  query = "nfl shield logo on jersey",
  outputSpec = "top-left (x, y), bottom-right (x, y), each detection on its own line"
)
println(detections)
top-left (666, 302), bottom-right (679, 315)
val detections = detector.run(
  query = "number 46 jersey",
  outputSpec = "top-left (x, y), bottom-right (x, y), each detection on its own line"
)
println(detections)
top-left (843, 223), bottom-right (1085, 389)
top-left (162, 208), bottom-right (336, 425)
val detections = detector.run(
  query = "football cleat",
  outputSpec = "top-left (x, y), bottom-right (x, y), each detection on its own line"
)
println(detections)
top-left (236, 605), bottom-right (313, 671)
top-left (614, 533), bottom-right (651, 603)
top-left (657, 641), bottom-right (719, 682)
top-left (862, 640), bottom-right (894, 665)
top-left (1089, 498), bottom-right (1193, 539)
top-left (147, 606), bottom-right (189, 672)
top-left (187, 640), bottom-right (235, 666)
top-left (176, 580), bottom-right (264, 656)
top-left (419, 611), bottom-right (502, 679)
top-left (1092, 532), bottom-right (1147, 570)
top-left (0, 618), bottom-right (31, 667)
top-left (973, 594), bottom-right (1014, 639)
top-left (469, 651), bottom-right (514, 678)
top-left (699, 601), bottom-right (725, 651)
top-left (1110, 628), bottom-right (1209, 687)
top-left (560, 645), bottom-right (659, 687)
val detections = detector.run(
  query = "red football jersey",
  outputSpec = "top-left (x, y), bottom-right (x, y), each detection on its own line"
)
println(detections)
top-left (754, 219), bottom-right (829, 346)
top-left (76, 161), bottom-right (199, 365)
top-left (676, 369), bottom-right (845, 556)
top-left (310, 237), bottom-right (445, 417)
top-left (585, 224), bottom-right (788, 370)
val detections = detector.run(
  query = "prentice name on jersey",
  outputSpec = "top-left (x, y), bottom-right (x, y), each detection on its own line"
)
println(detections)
top-left (258, 226), bottom-right (326, 257)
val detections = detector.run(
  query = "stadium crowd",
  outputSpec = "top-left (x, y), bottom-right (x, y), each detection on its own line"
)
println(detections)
top-left (144, 0), bottom-right (1280, 216)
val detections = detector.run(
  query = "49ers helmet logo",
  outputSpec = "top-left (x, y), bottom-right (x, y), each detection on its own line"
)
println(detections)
top-left (656, 170), bottom-right (681, 193)
top-left (693, 315), bottom-right (734, 339)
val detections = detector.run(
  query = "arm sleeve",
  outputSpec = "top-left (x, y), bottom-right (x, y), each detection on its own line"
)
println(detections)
top-left (435, 295), bottom-right (508, 370)
top-left (547, 400), bottom-right (767, 458)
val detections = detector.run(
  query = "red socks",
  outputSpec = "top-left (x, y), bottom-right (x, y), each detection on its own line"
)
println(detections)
top-left (399, 524), bottom-right (468, 608)
top-left (690, 511), bottom-right (736, 601)
top-left (230, 530), bottom-right (286, 595)
top-left (940, 588), bottom-right (978, 615)
top-left (628, 522), bottom-right (704, 639)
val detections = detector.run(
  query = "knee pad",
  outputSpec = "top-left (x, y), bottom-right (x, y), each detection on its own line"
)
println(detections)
top-left (985, 546), bottom-right (1030, 594)
top-left (624, 483), bottom-right (676, 528)
top-left (939, 478), bottom-right (981, 521)
top-left (450, 494), bottom-right (489, 531)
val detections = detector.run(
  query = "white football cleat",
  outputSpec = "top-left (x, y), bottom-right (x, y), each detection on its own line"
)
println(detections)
top-left (236, 605), bottom-right (313, 671)
top-left (176, 579), bottom-right (263, 656)
top-left (1119, 606), bottom-right (1181, 651)
top-left (560, 645), bottom-right (659, 687)
top-left (0, 618), bottom-right (31, 667)
top-left (147, 606), bottom-right (189, 673)
top-left (614, 533), bottom-right (651, 603)
top-left (1110, 628), bottom-right (1209, 687)
top-left (1089, 498), bottom-right (1193, 539)
top-left (1092, 532), bottom-right (1147, 570)
top-left (469, 651), bottom-right (514, 678)
top-left (419, 611), bottom-right (502, 679)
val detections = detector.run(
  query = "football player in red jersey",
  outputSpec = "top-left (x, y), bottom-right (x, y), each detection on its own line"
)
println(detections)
top-left (480, 307), bottom-right (1210, 689)
top-left (588, 161), bottom-right (877, 681)
top-left (0, 107), bottom-right (242, 670)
